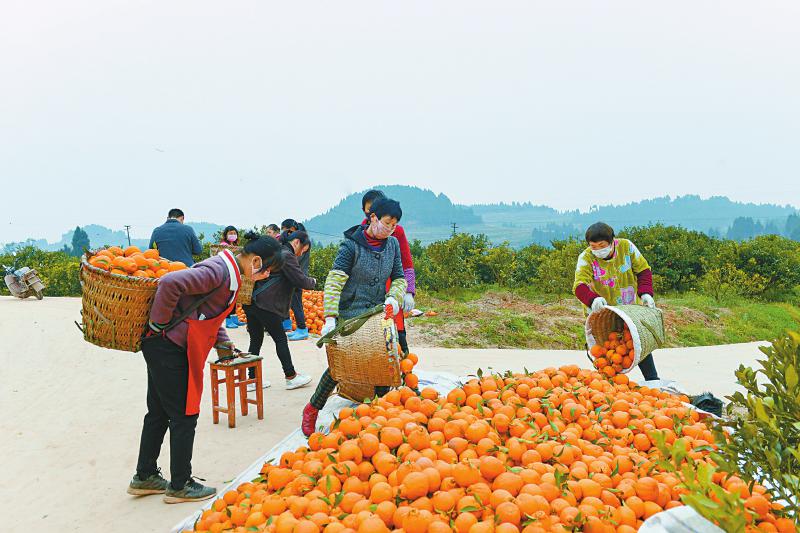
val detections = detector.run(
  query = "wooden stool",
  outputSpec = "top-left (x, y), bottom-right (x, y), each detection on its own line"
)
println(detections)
top-left (209, 356), bottom-right (264, 428)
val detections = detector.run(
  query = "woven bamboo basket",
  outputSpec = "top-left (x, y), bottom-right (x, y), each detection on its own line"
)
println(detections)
top-left (79, 255), bottom-right (158, 352)
top-left (317, 306), bottom-right (402, 388)
top-left (585, 305), bottom-right (665, 374)
top-left (337, 382), bottom-right (377, 403)
top-left (237, 277), bottom-right (254, 305)
top-left (209, 244), bottom-right (242, 258)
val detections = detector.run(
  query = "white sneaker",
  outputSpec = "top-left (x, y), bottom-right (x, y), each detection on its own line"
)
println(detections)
top-left (285, 374), bottom-right (312, 390)
top-left (247, 380), bottom-right (271, 392)
top-left (263, 380), bottom-right (272, 389)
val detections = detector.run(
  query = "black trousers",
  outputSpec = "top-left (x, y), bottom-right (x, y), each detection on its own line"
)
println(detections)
top-left (136, 335), bottom-right (198, 490)
top-left (638, 354), bottom-right (659, 381)
top-left (287, 290), bottom-right (306, 329)
top-left (244, 305), bottom-right (296, 379)
top-left (398, 330), bottom-right (409, 355)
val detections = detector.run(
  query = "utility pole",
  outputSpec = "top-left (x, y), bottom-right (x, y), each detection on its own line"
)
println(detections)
top-left (124, 225), bottom-right (132, 246)
top-left (451, 222), bottom-right (458, 237)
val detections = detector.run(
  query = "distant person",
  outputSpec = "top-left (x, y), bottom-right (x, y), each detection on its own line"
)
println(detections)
top-left (361, 190), bottom-right (416, 355)
top-left (149, 209), bottom-right (203, 266)
top-left (573, 222), bottom-right (659, 381)
top-left (265, 224), bottom-right (281, 238)
top-left (219, 226), bottom-right (241, 328)
top-left (219, 226), bottom-right (239, 247)
top-left (301, 198), bottom-right (407, 435)
top-left (243, 231), bottom-right (316, 391)
top-left (277, 219), bottom-right (299, 330)
top-left (284, 223), bottom-right (312, 341)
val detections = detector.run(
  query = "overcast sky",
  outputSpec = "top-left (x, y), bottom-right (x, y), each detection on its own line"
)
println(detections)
top-left (1, 1), bottom-right (799, 242)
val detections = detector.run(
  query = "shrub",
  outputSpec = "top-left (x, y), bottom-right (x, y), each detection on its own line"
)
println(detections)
top-left (735, 235), bottom-right (800, 298)
top-left (308, 243), bottom-right (339, 290)
top-left (532, 238), bottom-right (585, 294)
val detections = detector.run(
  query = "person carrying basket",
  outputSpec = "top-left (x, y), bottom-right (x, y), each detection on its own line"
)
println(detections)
top-left (573, 222), bottom-right (659, 381)
top-left (301, 198), bottom-right (408, 436)
top-left (128, 237), bottom-right (283, 503)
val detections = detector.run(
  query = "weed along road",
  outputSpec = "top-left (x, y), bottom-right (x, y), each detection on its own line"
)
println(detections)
top-left (0, 296), bottom-right (770, 533)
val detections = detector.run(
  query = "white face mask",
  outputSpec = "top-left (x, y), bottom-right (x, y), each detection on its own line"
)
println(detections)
top-left (227, 234), bottom-right (238, 243)
top-left (591, 244), bottom-right (614, 259)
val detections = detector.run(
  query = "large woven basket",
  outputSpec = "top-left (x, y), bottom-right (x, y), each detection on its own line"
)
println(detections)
top-left (79, 256), bottom-right (158, 353)
top-left (317, 306), bottom-right (402, 388)
top-left (209, 244), bottom-right (242, 258)
top-left (237, 277), bottom-right (254, 305)
top-left (337, 382), bottom-right (377, 403)
top-left (585, 305), bottom-right (665, 374)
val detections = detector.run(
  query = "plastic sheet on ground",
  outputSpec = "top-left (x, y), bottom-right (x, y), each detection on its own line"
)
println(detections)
top-left (171, 370), bottom-right (464, 533)
top-left (639, 505), bottom-right (725, 533)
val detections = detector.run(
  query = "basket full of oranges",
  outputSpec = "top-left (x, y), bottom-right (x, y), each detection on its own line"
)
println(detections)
top-left (585, 304), bottom-right (665, 376)
top-left (79, 246), bottom-right (189, 353)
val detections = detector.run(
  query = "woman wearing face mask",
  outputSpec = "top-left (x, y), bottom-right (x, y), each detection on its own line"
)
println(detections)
top-left (129, 237), bottom-right (283, 504)
top-left (573, 222), bottom-right (659, 381)
top-left (243, 231), bottom-right (316, 391)
top-left (219, 226), bottom-right (241, 328)
top-left (301, 198), bottom-right (408, 436)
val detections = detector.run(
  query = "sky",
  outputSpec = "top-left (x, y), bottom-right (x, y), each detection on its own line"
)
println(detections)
top-left (1, 0), bottom-right (799, 243)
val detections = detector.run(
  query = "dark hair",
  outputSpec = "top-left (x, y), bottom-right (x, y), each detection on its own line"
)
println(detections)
top-left (168, 208), bottom-right (185, 219)
top-left (585, 222), bottom-right (615, 244)
top-left (281, 219), bottom-right (298, 231)
top-left (285, 230), bottom-right (311, 250)
top-left (266, 224), bottom-right (280, 233)
top-left (362, 190), bottom-right (386, 211)
top-left (243, 237), bottom-right (285, 271)
top-left (370, 198), bottom-right (402, 222)
top-left (295, 222), bottom-right (306, 232)
top-left (222, 225), bottom-right (238, 243)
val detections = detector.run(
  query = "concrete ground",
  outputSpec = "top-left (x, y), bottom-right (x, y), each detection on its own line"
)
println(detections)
top-left (0, 297), bottom-right (769, 533)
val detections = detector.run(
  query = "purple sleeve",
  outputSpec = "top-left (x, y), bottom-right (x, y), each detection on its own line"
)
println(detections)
top-left (403, 267), bottom-right (416, 295)
top-left (637, 269), bottom-right (654, 296)
top-left (216, 325), bottom-right (230, 344)
top-left (575, 283), bottom-right (600, 307)
top-left (149, 264), bottom-right (225, 325)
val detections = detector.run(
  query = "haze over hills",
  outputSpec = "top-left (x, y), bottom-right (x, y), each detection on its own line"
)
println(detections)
top-left (3, 186), bottom-right (799, 252)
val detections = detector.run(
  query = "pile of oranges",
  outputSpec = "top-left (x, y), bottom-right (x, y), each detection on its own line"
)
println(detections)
top-left (590, 325), bottom-right (635, 378)
top-left (186, 365), bottom-right (789, 533)
top-left (289, 291), bottom-right (325, 335)
top-left (87, 246), bottom-right (188, 279)
top-left (236, 304), bottom-right (248, 325)
top-left (400, 353), bottom-right (420, 390)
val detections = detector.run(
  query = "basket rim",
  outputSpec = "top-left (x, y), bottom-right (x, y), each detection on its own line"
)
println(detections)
top-left (81, 253), bottom-right (160, 286)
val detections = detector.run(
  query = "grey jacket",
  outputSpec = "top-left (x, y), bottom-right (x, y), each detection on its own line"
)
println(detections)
top-left (149, 219), bottom-right (203, 266)
top-left (328, 225), bottom-right (405, 320)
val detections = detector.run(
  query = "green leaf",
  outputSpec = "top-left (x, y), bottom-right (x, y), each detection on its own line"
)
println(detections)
top-left (786, 365), bottom-right (799, 391)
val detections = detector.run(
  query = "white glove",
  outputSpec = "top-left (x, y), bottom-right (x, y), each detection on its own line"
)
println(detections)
top-left (402, 293), bottom-right (415, 313)
top-left (385, 296), bottom-right (400, 317)
top-left (320, 317), bottom-right (336, 336)
top-left (641, 294), bottom-right (655, 308)
top-left (591, 297), bottom-right (608, 312)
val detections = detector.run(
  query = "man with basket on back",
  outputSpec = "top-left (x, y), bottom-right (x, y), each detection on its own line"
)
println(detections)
top-left (301, 198), bottom-right (408, 436)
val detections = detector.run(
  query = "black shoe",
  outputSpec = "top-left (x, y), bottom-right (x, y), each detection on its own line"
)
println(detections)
top-left (127, 468), bottom-right (169, 496)
top-left (163, 478), bottom-right (217, 504)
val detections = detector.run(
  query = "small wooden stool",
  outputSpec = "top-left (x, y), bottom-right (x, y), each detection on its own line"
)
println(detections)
top-left (209, 355), bottom-right (264, 428)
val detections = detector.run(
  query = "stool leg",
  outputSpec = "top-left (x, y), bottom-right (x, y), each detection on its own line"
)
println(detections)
top-left (255, 360), bottom-right (264, 420)
top-left (238, 366), bottom-right (248, 417)
top-left (225, 369), bottom-right (236, 429)
top-left (211, 366), bottom-right (219, 425)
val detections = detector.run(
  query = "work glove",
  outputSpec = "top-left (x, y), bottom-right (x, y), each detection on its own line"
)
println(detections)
top-left (402, 293), bottom-right (415, 313)
top-left (641, 294), bottom-right (656, 309)
top-left (384, 296), bottom-right (400, 317)
top-left (321, 317), bottom-right (336, 337)
top-left (590, 297), bottom-right (608, 313)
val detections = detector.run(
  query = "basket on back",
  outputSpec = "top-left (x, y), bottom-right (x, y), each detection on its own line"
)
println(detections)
top-left (79, 256), bottom-right (158, 353)
top-left (317, 305), bottom-right (402, 389)
top-left (585, 305), bottom-right (665, 374)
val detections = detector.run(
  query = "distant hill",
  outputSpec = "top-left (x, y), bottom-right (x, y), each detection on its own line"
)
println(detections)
top-left (3, 187), bottom-right (798, 251)
top-left (2, 222), bottom-right (223, 253)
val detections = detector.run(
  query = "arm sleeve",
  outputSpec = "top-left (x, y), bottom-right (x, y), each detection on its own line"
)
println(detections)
top-left (216, 325), bottom-right (230, 344)
top-left (283, 252), bottom-right (317, 290)
top-left (149, 264), bottom-right (225, 324)
top-left (386, 242), bottom-right (407, 302)
top-left (190, 228), bottom-right (203, 255)
top-left (571, 251), bottom-right (595, 294)
top-left (628, 240), bottom-right (651, 274)
top-left (575, 283), bottom-right (600, 308)
top-left (636, 269), bottom-right (654, 296)
top-left (323, 270), bottom-right (349, 318)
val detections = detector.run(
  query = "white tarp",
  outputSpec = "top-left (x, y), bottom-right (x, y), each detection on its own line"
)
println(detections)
top-left (171, 370), bottom-right (464, 533)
